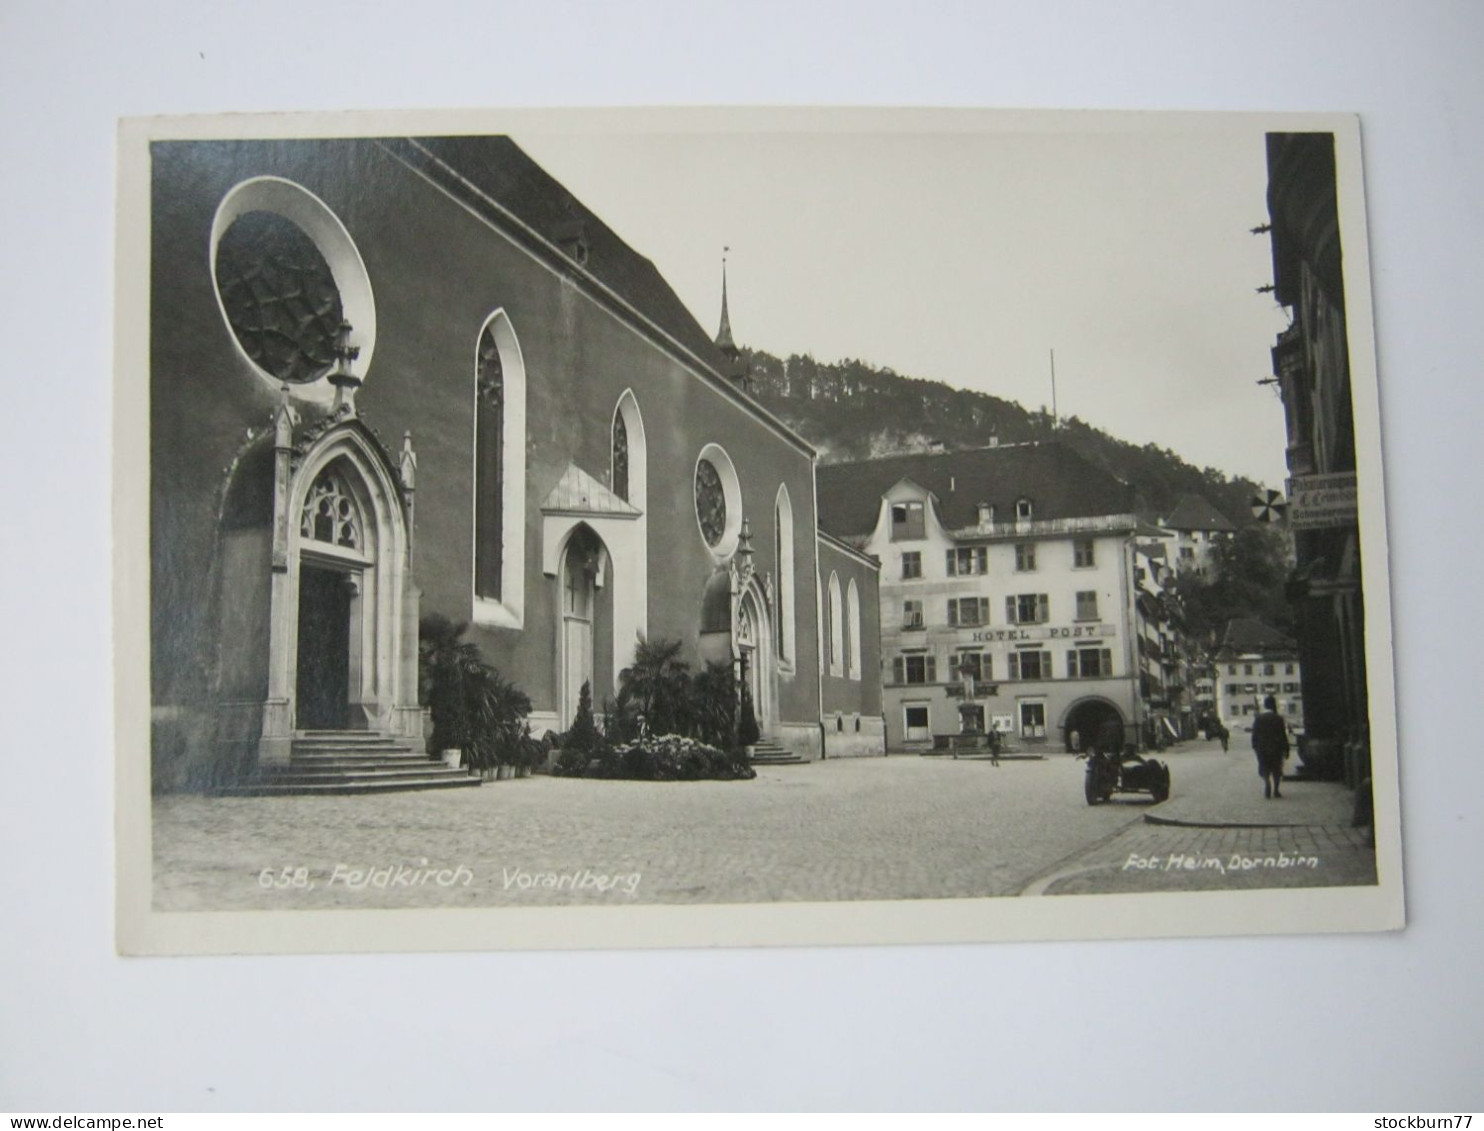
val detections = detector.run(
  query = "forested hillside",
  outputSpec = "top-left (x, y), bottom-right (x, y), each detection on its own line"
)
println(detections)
top-left (742, 347), bottom-right (1259, 527)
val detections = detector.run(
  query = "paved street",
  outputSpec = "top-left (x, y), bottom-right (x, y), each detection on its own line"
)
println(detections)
top-left (152, 738), bottom-right (1374, 911)
top-left (1026, 739), bottom-right (1376, 895)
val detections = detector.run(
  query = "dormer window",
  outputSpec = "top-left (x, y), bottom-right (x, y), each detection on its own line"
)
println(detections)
top-left (977, 502), bottom-right (994, 527)
top-left (1015, 498), bottom-right (1034, 522)
top-left (890, 501), bottom-right (926, 541)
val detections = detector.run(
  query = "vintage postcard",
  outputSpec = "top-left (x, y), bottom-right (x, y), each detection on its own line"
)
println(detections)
top-left (115, 107), bottom-right (1403, 954)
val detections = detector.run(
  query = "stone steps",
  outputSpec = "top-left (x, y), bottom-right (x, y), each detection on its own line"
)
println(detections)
top-left (749, 739), bottom-right (806, 766)
top-left (215, 730), bottom-right (481, 796)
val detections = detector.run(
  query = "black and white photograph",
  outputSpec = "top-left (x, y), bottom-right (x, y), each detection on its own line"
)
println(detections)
top-left (114, 108), bottom-right (1401, 954)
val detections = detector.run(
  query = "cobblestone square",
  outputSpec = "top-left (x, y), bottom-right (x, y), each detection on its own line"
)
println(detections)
top-left (152, 739), bottom-right (1376, 911)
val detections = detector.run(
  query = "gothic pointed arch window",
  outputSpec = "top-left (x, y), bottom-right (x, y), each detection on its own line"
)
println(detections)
top-left (610, 390), bottom-right (646, 510)
top-left (300, 467), bottom-right (363, 550)
top-left (612, 411), bottom-right (629, 502)
top-left (774, 485), bottom-right (796, 666)
top-left (827, 571), bottom-right (844, 677)
top-left (475, 322), bottom-right (504, 599)
top-left (846, 578), bottom-right (862, 680)
top-left (471, 310), bottom-right (528, 629)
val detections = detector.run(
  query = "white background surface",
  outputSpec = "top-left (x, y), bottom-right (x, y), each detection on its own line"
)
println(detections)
top-left (2, 0), bottom-right (1480, 1112)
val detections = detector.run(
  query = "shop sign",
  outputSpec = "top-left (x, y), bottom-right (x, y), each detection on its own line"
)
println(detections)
top-left (1286, 473), bottom-right (1358, 530)
top-left (967, 623), bottom-right (1115, 643)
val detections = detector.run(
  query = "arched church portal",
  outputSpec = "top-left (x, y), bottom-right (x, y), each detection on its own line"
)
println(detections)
top-left (559, 524), bottom-right (610, 727)
top-left (737, 583), bottom-right (776, 735)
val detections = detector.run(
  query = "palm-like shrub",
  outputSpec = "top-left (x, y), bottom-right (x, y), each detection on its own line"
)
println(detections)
top-left (419, 613), bottom-right (530, 775)
top-left (616, 636), bottom-right (693, 738)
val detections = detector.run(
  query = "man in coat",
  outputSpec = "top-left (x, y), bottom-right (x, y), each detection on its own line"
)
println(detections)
top-left (1250, 696), bottom-right (1290, 799)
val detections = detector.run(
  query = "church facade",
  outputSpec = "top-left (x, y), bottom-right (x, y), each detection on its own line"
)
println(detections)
top-left (146, 135), bottom-right (881, 789)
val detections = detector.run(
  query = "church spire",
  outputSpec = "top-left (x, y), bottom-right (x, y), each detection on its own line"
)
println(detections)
top-left (715, 246), bottom-right (737, 356)
top-left (714, 247), bottom-right (751, 392)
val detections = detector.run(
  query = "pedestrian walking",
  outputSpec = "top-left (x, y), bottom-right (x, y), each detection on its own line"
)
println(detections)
top-left (1218, 722), bottom-right (1229, 752)
top-left (1250, 696), bottom-right (1289, 798)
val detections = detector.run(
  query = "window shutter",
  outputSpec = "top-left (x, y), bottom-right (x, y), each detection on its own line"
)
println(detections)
top-left (975, 547), bottom-right (987, 574)
top-left (945, 550), bottom-right (956, 576)
top-left (1037, 594), bottom-right (1050, 623)
top-left (947, 601), bottom-right (958, 627)
top-left (982, 654), bottom-right (991, 680)
top-left (892, 657), bottom-right (904, 684)
top-left (977, 598), bottom-right (988, 624)
top-left (1008, 653), bottom-right (1020, 680)
top-left (1005, 596), bottom-right (1017, 625)
top-left (926, 654), bottom-right (937, 682)
top-left (1067, 650), bottom-right (1078, 678)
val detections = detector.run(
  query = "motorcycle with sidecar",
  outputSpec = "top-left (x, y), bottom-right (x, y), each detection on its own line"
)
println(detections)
top-left (1080, 744), bottom-right (1171, 805)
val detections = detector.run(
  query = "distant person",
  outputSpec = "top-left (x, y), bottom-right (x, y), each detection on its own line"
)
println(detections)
top-left (1250, 696), bottom-right (1290, 799)
top-left (1218, 722), bottom-right (1229, 752)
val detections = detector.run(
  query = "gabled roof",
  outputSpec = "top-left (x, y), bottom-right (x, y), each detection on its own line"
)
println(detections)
top-left (815, 443), bottom-right (1136, 538)
top-left (540, 463), bottom-right (641, 517)
top-left (1217, 617), bottom-right (1296, 656)
top-left (1162, 494), bottom-right (1237, 533)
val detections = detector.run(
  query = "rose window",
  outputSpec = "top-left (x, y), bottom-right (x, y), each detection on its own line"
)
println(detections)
top-left (215, 210), bottom-right (344, 384)
top-left (695, 458), bottom-right (726, 547)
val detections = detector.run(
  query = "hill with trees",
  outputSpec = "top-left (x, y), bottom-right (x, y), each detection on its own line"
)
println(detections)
top-left (742, 347), bottom-right (1261, 530)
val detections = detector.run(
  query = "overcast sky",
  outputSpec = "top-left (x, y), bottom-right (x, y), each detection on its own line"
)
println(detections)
top-left (517, 118), bottom-right (1299, 489)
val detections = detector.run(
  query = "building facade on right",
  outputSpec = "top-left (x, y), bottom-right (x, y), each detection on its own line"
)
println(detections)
top-left (1213, 617), bottom-right (1304, 735)
top-left (1266, 131), bottom-right (1368, 786)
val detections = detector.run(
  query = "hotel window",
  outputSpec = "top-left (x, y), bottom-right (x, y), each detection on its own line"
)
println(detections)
top-left (1073, 539), bottom-right (1096, 568)
top-left (946, 546), bottom-right (988, 576)
top-left (901, 551), bottom-right (922, 580)
top-left (903, 704), bottom-right (931, 740)
top-left (1015, 543), bottom-right (1037, 571)
top-left (1286, 663), bottom-right (1296, 675)
top-left (890, 501), bottom-right (926, 541)
top-left (1244, 664), bottom-right (1254, 676)
top-left (1228, 664), bottom-right (1237, 675)
top-left (1075, 590), bottom-right (1099, 621)
top-left (947, 597), bottom-right (989, 627)
top-left (1008, 649), bottom-right (1051, 680)
top-left (1016, 498), bottom-right (1034, 522)
top-left (955, 651), bottom-right (989, 682)
top-left (1006, 593), bottom-right (1050, 625)
top-left (1019, 701), bottom-right (1047, 739)
top-left (1264, 663), bottom-right (1276, 675)
top-left (1225, 684), bottom-right (1239, 696)
top-left (1067, 648), bottom-right (1114, 678)
top-left (893, 653), bottom-right (938, 685)
top-left (902, 599), bottom-right (924, 630)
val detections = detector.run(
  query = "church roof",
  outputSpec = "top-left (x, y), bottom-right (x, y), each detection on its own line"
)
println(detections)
top-left (407, 136), bottom-right (736, 385)
top-left (816, 443), bottom-right (1136, 538)
top-left (1162, 494), bottom-right (1237, 532)
top-left (540, 463), bottom-right (641, 517)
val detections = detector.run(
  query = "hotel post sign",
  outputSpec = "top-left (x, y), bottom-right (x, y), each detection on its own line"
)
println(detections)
top-left (1286, 473), bottom-right (1358, 531)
